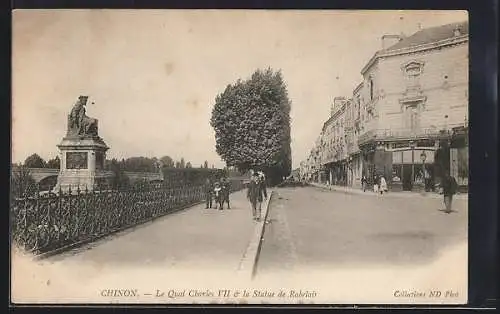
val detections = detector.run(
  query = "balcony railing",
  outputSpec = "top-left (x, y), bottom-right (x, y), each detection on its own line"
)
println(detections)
top-left (358, 124), bottom-right (466, 145)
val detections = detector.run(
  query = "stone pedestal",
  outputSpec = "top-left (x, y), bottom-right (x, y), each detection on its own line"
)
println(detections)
top-left (53, 136), bottom-right (110, 193)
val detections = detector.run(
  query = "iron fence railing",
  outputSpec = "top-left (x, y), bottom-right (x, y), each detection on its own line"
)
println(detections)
top-left (10, 180), bottom-right (245, 255)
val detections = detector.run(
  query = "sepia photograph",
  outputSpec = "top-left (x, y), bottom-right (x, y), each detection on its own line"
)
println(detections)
top-left (11, 9), bottom-right (469, 305)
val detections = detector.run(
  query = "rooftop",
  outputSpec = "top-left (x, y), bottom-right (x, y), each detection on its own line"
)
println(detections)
top-left (361, 20), bottom-right (469, 75)
top-left (385, 21), bottom-right (469, 52)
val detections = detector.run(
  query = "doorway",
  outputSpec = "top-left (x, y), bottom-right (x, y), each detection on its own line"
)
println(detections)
top-left (402, 164), bottom-right (413, 191)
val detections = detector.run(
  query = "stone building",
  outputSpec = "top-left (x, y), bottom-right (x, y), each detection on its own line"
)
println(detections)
top-left (357, 21), bottom-right (469, 191)
top-left (302, 21), bottom-right (469, 191)
top-left (321, 97), bottom-right (350, 185)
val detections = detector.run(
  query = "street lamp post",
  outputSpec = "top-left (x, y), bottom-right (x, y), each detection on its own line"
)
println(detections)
top-left (410, 141), bottom-right (416, 190)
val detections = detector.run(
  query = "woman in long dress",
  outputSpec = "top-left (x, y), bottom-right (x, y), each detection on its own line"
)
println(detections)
top-left (380, 176), bottom-right (388, 195)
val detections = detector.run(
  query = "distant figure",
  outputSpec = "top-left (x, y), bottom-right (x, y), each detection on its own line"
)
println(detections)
top-left (361, 175), bottom-right (367, 192)
top-left (379, 176), bottom-right (388, 195)
top-left (221, 177), bottom-right (231, 209)
top-left (213, 181), bottom-right (223, 210)
top-left (373, 175), bottom-right (379, 194)
top-left (441, 171), bottom-right (459, 213)
top-left (247, 172), bottom-right (263, 221)
top-left (204, 178), bottom-right (213, 209)
top-left (423, 166), bottom-right (431, 192)
top-left (258, 171), bottom-right (267, 200)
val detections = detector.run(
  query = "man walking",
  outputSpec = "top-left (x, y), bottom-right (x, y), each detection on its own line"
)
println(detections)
top-left (361, 175), bottom-right (367, 192)
top-left (247, 172), bottom-right (263, 221)
top-left (441, 170), bottom-right (458, 213)
top-left (258, 171), bottom-right (267, 200)
top-left (204, 178), bottom-right (213, 209)
top-left (221, 177), bottom-right (231, 209)
top-left (423, 166), bottom-right (431, 192)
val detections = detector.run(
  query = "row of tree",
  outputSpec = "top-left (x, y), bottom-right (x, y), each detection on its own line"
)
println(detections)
top-left (15, 153), bottom-right (217, 172)
top-left (14, 154), bottom-right (61, 169)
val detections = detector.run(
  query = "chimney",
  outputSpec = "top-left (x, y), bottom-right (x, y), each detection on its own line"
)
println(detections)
top-left (381, 34), bottom-right (403, 50)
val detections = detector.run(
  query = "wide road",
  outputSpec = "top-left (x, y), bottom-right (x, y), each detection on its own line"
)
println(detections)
top-left (257, 186), bottom-right (467, 274)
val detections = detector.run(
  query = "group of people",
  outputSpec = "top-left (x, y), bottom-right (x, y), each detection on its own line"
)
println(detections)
top-left (204, 177), bottom-right (231, 210)
top-left (360, 170), bottom-right (459, 213)
top-left (361, 174), bottom-right (388, 195)
top-left (246, 170), bottom-right (268, 221)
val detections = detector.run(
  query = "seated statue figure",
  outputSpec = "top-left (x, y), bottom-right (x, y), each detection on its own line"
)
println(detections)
top-left (67, 96), bottom-right (99, 137)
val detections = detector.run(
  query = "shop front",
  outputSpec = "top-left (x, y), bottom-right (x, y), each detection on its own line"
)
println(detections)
top-left (434, 127), bottom-right (468, 192)
top-left (391, 145), bottom-right (435, 192)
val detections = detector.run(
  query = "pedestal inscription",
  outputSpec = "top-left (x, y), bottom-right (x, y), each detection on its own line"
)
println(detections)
top-left (66, 152), bottom-right (88, 169)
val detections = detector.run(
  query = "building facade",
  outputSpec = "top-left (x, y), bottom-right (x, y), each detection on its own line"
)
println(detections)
top-left (320, 97), bottom-right (350, 185)
top-left (302, 21), bottom-right (469, 192)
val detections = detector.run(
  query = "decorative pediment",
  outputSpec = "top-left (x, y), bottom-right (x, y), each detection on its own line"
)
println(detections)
top-left (401, 60), bottom-right (425, 76)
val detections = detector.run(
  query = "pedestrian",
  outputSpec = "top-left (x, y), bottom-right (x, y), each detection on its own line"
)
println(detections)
top-left (204, 178), bottom-right (213, 209)
top-left (373, 175), bottom-right (379, 194)
top-left (380, 175), bottom-right (387, 195)
top-left (221, 177), bottom-right (231, 209)
top-left (361, 175), bottom-right (367, 192)
top-left (423, 166), bottom-right (431, 192)
top-left (213, 181), bottom-right (222, 210)
top-left (441, 170), bottom-right (458, 213)
top-left (247, 172), bottom-right (263, 221)
top-left (258, 171), bottom-right (267, 200)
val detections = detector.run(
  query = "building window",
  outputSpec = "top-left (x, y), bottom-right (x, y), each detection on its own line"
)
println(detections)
top-left (405, 104), bottom-right (420, 131)
top-left (401, 60), bottom-right (425, 91)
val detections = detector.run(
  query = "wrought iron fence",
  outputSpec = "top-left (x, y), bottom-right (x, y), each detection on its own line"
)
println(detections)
top-left (10, 180), bottom-right (245, 255)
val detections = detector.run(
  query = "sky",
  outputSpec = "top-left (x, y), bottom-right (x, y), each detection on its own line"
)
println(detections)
top-left (12, 10), bottom-right (468, 169)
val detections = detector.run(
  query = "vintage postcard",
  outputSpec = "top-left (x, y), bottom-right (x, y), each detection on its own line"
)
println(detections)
top-left (11, 9), bottom-right (469, 305)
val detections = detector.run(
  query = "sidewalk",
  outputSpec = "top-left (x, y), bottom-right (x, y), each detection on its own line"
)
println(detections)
top-left (12, 189), bottom-right (270, 302)
top-left (309, 182), bottom-right (468, 200)
top-left (42, 189), bottom-right (265, 269)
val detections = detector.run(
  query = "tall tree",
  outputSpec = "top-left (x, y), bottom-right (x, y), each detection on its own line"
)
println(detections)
top-left (186, 162), bottom-right (192, 168)
top-left (46, 156), bottom-right (61, 169)
top-left (24, 153), bottom-right (46, 168)
top-left (180, 158), bottom-right (185, 168)
top-left (204, 160), bottom-right (209, 169)
top-left (210, 68), bottom-right (292, 185)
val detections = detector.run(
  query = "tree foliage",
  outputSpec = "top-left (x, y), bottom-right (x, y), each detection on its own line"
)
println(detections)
top-left (46, 156), bottom-right (61, 169)
top-left (108, 158), bottom-right (130, 189)
top-left (24, 153), bottom-right (46, 168)
top-left (160, 155), bottom-right (175, 168)
top-left (121, 157), bottom-right (158, 172)
top-left (11, 165), bottom-right (37, 198)
top-left (210, 68), bottom-right (292, 185)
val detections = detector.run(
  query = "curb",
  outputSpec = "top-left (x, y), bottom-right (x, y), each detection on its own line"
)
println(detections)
top-left (309, 183), bottom-right (468, 200)
top-left (237, 189), bottom-right (273, 280)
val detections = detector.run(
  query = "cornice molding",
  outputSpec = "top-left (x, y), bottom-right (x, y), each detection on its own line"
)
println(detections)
top-left (361, 35), bottom-right (468, 75)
